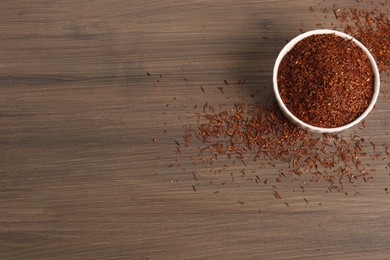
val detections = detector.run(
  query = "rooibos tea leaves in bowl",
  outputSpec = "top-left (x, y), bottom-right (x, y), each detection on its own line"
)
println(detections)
top-left (273, 30), bottom-right (380, 133)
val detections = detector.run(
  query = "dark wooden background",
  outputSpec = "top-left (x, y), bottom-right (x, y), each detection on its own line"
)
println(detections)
top-left (1, 0), bottom-right (389, 259)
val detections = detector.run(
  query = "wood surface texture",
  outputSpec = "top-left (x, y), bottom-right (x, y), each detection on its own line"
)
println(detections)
top-left (1, 0), bottom-right (390, 259)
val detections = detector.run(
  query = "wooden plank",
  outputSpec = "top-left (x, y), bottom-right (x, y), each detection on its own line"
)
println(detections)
top-left (0, 0), bottom-right (389, 259)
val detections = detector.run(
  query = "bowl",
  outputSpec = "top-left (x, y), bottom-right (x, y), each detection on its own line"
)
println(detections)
top-left (272, 29), bottom-right (380, 133)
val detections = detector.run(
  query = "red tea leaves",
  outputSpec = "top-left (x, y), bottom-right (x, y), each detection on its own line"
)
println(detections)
top-left (174, 1), bottom-right (390, 202)
top-left (337, 6), bottom-right (390, 73)
top-left (278, 34), bottom-right (374, 128)
top-left (181, 101), bottom-right (383, 192)
top-left (274, 191), bottom-right (282, 199)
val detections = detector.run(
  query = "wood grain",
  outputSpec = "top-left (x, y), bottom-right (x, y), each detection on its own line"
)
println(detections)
top-left (0, 0), bottom-right (389, 259)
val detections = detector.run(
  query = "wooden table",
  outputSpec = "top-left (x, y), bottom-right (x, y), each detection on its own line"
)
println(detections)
top-left (1, 0), bottom-right (389, 259)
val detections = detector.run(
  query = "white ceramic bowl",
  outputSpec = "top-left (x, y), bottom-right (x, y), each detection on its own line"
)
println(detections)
top-left (272, 29), bottom-right (380, 133)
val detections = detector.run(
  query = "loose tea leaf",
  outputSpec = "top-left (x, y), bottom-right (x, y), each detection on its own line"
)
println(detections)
top-left (182, 102), bottom-right (381, 192)
top-left (337, 6), bottom-right (390, 73)
top-left (174, 1), bottom-right (390, 198)
top-left (278, 34), bottom-right (374, 128)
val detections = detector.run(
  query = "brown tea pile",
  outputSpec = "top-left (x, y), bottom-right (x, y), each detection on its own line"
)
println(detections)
top-left (310, 0), bottom-right (390, 74)
top-left (277, 34), bottom-right (375, 128)
top-left (336, 4), bottom-right (390, 73)
top-left (172, 1), bottom-right (390, 196)
top-left (182, 102), bottom-right (388, 192)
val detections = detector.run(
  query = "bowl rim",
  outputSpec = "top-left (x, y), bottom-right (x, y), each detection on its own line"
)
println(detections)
top-left (272, 29), bottom-right (381, 134)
